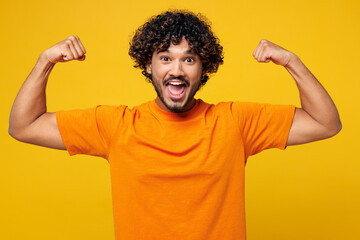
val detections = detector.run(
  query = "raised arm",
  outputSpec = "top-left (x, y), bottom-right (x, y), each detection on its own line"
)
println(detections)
top-left (252, 39), bottom-right (342, 146)
top-left (8, 35), bottom-right (86, 149)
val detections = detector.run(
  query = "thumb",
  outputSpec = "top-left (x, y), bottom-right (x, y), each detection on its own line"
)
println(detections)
top-left (78, 55), bottom-right (86, 61)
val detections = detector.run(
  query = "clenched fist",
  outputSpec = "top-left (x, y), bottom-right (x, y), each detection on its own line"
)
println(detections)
top-left (41, 35), bottom-right (86, 64)
top-left (253, 39), bottom-right (295, 67)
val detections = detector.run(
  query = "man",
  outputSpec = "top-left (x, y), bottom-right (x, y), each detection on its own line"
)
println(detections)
top-left (9, 10), bottom-right (341, 240)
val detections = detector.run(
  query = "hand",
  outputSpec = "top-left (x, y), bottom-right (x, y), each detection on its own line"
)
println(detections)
top-left (252, 39), bottom-right (295, 67)
top-left (41, 35), bottom-right (86, 64)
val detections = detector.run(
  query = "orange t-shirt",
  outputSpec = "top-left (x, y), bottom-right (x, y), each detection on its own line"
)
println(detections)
top-left (56, 99), bottom-right (295, 240)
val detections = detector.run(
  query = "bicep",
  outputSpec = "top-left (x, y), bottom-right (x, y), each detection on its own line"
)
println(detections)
top-left (17, 112), bottom-right (66, 150)
top-left (286, 108), bottom-right (333, 146)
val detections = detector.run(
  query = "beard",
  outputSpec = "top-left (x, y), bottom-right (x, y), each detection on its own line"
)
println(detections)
top-left (151, 75), bottom-right (201, 113)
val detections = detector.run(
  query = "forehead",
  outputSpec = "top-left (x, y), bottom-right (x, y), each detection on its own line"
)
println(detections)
top-left (155, 38), bottom-right (196, 55)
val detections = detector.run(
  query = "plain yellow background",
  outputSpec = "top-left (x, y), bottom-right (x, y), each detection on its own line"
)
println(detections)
top-left (1, 0), bottom-right (359, 239)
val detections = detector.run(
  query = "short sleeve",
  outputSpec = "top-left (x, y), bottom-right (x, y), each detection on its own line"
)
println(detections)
top-left (56, 105), bottom-right (126, 159)
top-left (231, 102), bottom-right (295, 157)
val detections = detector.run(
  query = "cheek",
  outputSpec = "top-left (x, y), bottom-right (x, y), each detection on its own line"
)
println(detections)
top-left (151, 64), bottom-right (167, 78)
top-left (189, 66), bottom-right (203, 80)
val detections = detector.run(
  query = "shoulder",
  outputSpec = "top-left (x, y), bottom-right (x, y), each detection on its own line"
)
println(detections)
top-left (90, 105), bottom-right (130, 120)
top-left (197, 99), bottom-right (258, 120)
top-left (96, 102), bottom-right (151, 115)
top-left (202, 101), bottom-right (294, 124)
top-left (209, 101), bottom-right (260, 114)
top-left (214, 101), bottom-right (294, 114)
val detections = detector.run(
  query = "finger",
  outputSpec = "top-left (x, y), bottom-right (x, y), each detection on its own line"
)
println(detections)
top-left (61, 44), bottom-right (75, 61)
top-left (68, 41), bottom-right (80, 59)
top-left (256, 41), bottom-right (265, 61)
top-left (78, 55), bottom-right (86, 61)
top-left (73, 40), bottom-right (85, 59)
top-left (253, 43), bottom-right (260, 59)
top-left (253, 40), bottom-right (262, 59)
top-left (70, 36), bottom-right (85, 58)
top-left (259, 51), bottom-right (271, 63)
top-left (259, 41), bottom-right (273, 63)
top-left (74, 35), bottom-right (86, 54)
top-left (258, 46), bottom-right (268, 62)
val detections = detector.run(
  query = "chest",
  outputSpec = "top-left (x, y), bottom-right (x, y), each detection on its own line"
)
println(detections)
top-left (108, 114), bottom-right (245, 180)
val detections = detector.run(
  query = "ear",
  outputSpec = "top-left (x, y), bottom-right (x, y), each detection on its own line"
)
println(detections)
top-left (146, 61), bottom-right (152, 75)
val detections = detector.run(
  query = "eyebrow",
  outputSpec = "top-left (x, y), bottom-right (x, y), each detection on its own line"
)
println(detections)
top-left (156, 49), bottom-right (196, 54)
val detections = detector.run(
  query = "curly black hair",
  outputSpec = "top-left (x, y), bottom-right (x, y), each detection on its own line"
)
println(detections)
top-left (128, 10), bottom-right (224, 86)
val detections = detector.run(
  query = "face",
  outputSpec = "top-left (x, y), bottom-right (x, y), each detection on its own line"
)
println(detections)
top-left (146, 38), bottom-right (203, 113)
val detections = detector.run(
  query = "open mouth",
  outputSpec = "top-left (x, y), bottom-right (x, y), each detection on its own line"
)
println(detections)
top-left (165, 80), bottom-right (187, 100)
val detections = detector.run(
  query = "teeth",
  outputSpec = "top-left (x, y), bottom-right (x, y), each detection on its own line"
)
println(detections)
top-left (168, 81), bottom-right (184, 85)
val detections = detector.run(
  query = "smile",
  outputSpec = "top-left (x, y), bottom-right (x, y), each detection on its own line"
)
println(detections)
top-left (165, 81), bottom-right (187, 100)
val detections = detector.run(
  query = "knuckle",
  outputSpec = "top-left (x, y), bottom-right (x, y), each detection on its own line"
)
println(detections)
top-left (261, 39), bottom-right (269, 45)
top-left (65, 39), bottom-right (72, 45)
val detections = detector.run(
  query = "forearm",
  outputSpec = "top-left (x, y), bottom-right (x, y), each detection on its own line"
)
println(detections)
top-left (9, 54), bottom-right (55, 137)
top-left (285, 54), bottom-right (342, 133)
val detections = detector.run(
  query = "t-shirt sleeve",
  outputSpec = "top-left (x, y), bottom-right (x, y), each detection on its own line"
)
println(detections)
top-left (230, 102), bottom-right (295, 157)
top-left (56, 105), bottom-right (126, 159)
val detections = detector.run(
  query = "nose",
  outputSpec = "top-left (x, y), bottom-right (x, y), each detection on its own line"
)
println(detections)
top-left (169, 60), bottom-right (185, 77)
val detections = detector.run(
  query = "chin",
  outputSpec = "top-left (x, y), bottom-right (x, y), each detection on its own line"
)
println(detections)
top-left (152, 79), bottom-right (200, 113)
top-left (163, 98), bottom-right (190, 112)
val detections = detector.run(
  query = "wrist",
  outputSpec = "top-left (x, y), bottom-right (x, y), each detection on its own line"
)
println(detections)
top-left (36, 52), bottom-right (56, 71)
top-left (29, 53), bottom-right (56, 81)
top-left (284, 53), bottom-right (301, 70)
top-left (39, 51), bottom-right (56, 64)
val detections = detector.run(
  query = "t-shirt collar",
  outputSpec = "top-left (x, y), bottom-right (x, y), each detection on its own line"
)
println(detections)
top-left (149, 98), bottom-right (204, 121)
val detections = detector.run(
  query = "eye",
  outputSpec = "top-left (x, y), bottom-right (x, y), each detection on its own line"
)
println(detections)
top-left (160, 56), bottom-right (170, 61)
top-left (185, 57), bottom-right (195, 63)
